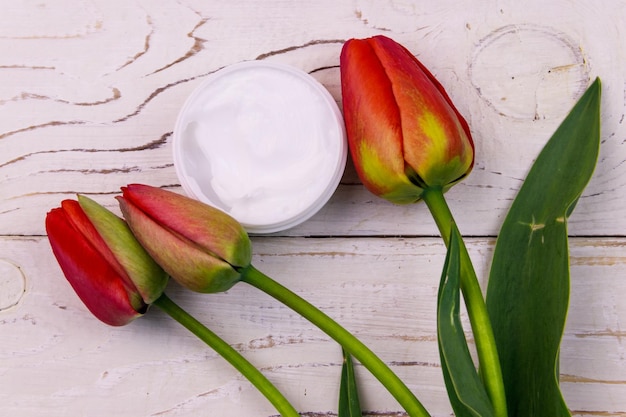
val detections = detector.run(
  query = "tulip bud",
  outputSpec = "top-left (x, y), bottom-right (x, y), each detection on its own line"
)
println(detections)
top-left (45, 197), bottom-right (168, 326)
top-left (117, 184), bottom-right (252, 293)
top-left (340, 35), bottom-right (474, 204)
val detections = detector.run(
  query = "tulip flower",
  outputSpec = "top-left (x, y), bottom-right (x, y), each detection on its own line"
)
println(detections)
top-left (340, 35), bottom-right (474, 204)
top-left (45, 195), bottom-right (168, 326)
top-left (341, 36), bottom-right (507, 417)
top-left (116, 183), bottom-right (430, 417)
top-left (117, 184), bottom-right (251, 293)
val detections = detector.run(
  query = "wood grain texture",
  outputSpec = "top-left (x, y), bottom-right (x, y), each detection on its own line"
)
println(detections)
top-left (1, 236), bottom-right (625, 416)
top-left (1, 0), bottom-right (625, 416)
top-left (1, 0), bottom-right (625, 237)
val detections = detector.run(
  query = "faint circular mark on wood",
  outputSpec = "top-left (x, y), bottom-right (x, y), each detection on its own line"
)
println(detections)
top-left (0, 259), bottom-right (26, 311)
top-left (470, 24), bottom-right (590, 120)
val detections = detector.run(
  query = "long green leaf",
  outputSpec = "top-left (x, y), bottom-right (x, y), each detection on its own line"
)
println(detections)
top-left (486, 78), bottom-right (601, 417)
top-left (438, 225), bottom-right (496, 417)
top-left (339, 348), bottom-right (362, 417)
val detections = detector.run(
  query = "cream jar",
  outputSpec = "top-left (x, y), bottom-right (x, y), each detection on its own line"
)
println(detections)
top-left (172, 61), bottom-right (347, 233)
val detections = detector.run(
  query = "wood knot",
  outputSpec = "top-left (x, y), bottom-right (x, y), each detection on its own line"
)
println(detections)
top-left (0, 259), bottom-right (26, 311)
top-left (469, 24), bottom-right (590, 120)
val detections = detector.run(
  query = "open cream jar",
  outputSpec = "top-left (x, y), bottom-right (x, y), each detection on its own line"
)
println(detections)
top-left (172, 61), bottom-right (347, 233)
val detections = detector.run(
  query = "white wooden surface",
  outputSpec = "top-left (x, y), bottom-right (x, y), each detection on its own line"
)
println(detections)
top-left (1, 1), bottom-right (625, 416)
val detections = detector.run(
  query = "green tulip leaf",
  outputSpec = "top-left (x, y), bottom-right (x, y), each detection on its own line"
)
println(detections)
top-left (438, 225), bottom-right (496, 417)
top-left (339, 348), bottom-right (363, 417)
top-left (486, 78), bottom-right (601, 417)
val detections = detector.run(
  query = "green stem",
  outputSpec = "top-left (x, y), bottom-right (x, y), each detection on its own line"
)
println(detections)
top-left (421, 187), bottom-right (508, 417)
top-left (240, 265), bottom-right (431, 417)
top-left (153, 293), bottom-right (299, 417)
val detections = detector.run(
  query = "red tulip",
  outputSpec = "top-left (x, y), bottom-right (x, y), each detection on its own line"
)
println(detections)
top-left (46, 196), bottom-right (168, 326)
top-left (117, 184), bottom-right (252, 293)
top-left (340, 35), bottom-right (474, 204)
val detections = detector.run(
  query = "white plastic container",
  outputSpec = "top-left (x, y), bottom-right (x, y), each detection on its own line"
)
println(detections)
top-left (172, 61), bottom-right (347, 234)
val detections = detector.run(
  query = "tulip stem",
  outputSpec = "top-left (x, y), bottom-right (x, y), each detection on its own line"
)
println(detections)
top-left (153, 293), bottom-right (299, 417)
top-left (421, 187), bottom-right (507, 417)
top-left (240, 265), bottom-right (431, 417)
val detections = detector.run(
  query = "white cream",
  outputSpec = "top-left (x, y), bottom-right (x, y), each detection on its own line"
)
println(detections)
top-left (173, 62), bottom-right (346, 233)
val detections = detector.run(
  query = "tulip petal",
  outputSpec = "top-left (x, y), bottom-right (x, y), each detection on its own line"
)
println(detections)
top-left (60, 200), bottom-right (127, 280)
top-left (340, 38), bottom-right (423, 203)
top-left (368, 36), bottom-right (474, 187)
top-left (78, 195), bottom-right (168, 304)
top-left (46, 207), bottom-right (143, 326)
top-left (121, 184), bottom-right (251, 268)
top-left (357, 141), bottom-right (424, 203)
top-left (394, 40), bottom-right (473, 143)
top-left (118, 195), bottom-right (241, 293)
top-left (59, 200), bottom-right (145, 311)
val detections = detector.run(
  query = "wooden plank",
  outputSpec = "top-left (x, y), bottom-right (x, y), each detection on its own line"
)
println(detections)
top-left (0, 236), bottom-right (624, 416)
top-left (1, 1), bottom-right (625, 237)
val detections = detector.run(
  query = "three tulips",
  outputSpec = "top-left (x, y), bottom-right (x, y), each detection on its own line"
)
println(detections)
top-left (45, 35), bottom-right (491, 417)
